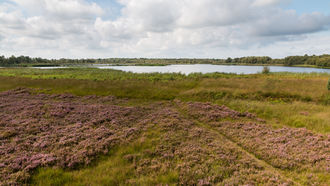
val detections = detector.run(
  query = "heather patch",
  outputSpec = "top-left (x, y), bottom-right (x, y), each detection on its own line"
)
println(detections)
top-left (32, 107), bottom-right (292, 185)
top-left (212, 122), bottom-right (330, 184)
top-left (181, 101), bottom-right (330, 185)
top-left (1, 89), bottom-right (329, 185)
top-left (179, 101), bottom-right (258, 122)
top-left (147, 108), bottom-right (291, 185)
top-left (0, 89), bottom-right (152, 185)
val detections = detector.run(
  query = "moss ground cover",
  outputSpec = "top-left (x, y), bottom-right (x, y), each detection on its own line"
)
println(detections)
top-left (0, 68), bottom-right (329, 185)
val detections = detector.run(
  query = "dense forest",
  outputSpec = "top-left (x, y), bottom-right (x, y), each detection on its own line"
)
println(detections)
top-left (0, 54), bottom-right (329, 68)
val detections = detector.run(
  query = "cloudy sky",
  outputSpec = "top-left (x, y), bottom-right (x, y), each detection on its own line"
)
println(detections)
top-left (0, 0), bottom-right (329, 59)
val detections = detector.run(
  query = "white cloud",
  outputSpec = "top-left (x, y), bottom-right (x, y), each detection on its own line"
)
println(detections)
top-left (10, 0), bottom-right (103, 19)
top-left (251, 10), bottom-right (330, 36)
top-left (0, 11), bottom-right (25, 29)
top-left (43, 0), bottom-right (104, 20)
top-left (0, 0), bottom-right (329, 58)
top-left (252, 0), bottom-right (289, 7)
top-left (177, 0), bottom-right (257, 27)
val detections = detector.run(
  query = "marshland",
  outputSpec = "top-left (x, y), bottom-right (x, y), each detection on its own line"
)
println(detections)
top-left (0, 65), bottom-right (329, 185)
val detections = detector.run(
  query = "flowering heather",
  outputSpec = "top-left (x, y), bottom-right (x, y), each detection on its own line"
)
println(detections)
top-left (125, 107), bottom-right (292, 185)
top-left (180, 101), bottom-right (258, 122)
top-left (210, 122), bottom-right (330, 184)
top-left (0, 89), bottom-right (151, 185)
top-left (0, 89), bottom-right (329, 185)
top-left (182, 101), bottom-right (330, 185)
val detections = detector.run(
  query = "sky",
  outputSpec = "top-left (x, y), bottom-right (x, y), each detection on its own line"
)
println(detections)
top-left (0, 0), bottom-right (329, 59)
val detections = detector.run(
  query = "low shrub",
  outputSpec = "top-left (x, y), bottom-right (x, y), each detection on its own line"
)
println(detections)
top-left (262, 66), bottom-right (270, 74)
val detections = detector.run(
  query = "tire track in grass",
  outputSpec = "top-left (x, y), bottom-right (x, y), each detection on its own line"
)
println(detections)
top-left (174, 103), bottom-right (302, 186)
top-left (196, 121), bottom-right (301, 186)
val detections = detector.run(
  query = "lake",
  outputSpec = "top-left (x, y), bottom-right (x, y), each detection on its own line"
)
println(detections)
top-left (95, 64), bottom-right (330, 74)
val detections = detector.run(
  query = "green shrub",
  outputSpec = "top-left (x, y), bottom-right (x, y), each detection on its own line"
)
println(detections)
top-left (328, 79), bottom-right (330, 90)
top-left (262, 66), bottom-right (270, 74)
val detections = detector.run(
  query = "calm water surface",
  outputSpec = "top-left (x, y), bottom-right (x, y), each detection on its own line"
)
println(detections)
top-left (96, 64), bottom-right (330, 74)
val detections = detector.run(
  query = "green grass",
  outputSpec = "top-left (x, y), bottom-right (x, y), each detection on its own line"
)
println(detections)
top-left (215, 99), bottom-right (330, 133)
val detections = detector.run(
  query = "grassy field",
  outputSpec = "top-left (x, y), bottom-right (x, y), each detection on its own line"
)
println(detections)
top-left (0, 67), bottom-right (329, 185)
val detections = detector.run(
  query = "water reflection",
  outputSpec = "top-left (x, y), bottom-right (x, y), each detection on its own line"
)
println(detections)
top-left (96, 64), bottom-right (330, 74)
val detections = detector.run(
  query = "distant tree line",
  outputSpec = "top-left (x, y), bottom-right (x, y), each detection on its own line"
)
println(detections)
top-left (225, 56), bottom-right (273, 64)
top-left (0, 54), bottom-right (329, 68)
top-left (281, 55), bottom-right (330, 67)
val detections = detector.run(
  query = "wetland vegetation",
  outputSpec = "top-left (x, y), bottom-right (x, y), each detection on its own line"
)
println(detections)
top-left (0, 67), bottom-right (329, 185)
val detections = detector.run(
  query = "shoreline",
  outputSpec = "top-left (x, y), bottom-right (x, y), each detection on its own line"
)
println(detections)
top-left (1, 63), bottom-right (330, 69)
